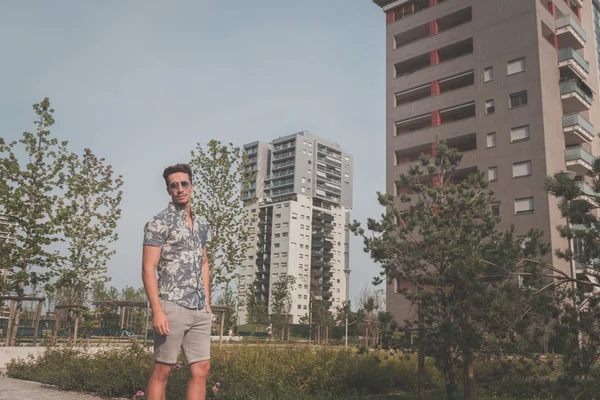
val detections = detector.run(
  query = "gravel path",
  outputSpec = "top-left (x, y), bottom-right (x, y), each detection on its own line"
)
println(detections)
top-left (0, 378), bottom-right (128, 400)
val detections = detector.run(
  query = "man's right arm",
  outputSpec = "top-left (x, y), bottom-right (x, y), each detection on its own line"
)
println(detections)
top-left (142, 245), bottom-right (169, 336)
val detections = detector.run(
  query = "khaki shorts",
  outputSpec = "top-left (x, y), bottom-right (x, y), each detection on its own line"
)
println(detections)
top-left (154, 299), bottom-right (212, 365)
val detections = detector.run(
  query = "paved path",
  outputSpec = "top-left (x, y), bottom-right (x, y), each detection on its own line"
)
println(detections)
top-left (0, 378), bottom-right (127, 400)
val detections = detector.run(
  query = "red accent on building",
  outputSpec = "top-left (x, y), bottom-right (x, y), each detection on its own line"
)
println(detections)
top-left (577, 6), bottom-right (581, 18)
top-left (386, 10), bottom-right (395, 25)
top-left (431, 80), bottom-right (440, 96)
top-left (431, 141), bottom-right (437, 156)
top-left (431, 110), bottom-right (441, 127)
top-left (549, 2), bottom-right (556, 17)
top-left (430, 50), bottom-right (440, 65)
top-left (429, 0), bottom-right (438, 6)
top-left (551, 34), bottom-right (559, 49)
top-left (430, 20), bottom-right (439, 35)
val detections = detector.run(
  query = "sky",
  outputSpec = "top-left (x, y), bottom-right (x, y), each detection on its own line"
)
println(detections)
top-left (0, 1), bottom-right (386, 305)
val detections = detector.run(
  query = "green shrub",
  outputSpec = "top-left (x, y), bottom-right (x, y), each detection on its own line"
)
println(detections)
top-left (6, 344), bottom-right (443, 399)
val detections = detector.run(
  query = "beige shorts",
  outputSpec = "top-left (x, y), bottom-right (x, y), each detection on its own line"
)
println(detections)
top-left (154, 299), bottom-right (212, 365)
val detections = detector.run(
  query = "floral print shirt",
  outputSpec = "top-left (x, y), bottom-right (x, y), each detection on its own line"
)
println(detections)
top-left (143, 202), bottom-right (209, 309)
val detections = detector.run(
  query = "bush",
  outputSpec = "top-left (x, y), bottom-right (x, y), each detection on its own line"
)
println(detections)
top-left (6, 344), bottom-right (443, 399)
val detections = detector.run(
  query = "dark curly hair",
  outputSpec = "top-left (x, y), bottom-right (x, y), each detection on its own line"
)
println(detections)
top-left (163, 164), bottom-right (193, 187)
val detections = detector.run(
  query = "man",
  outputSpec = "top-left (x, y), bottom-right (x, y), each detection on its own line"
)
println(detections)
top-left (142, 163), bottom-right (212, 400)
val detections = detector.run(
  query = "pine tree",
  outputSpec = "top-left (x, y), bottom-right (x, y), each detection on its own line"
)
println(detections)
top-left (352, 140), bottom-right (556, 399)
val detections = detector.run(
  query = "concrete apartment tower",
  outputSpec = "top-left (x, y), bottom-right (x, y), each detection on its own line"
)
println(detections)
top-left (372, 0), bottom-right (600, 324)
top-left (238, 131), bottom-right (353, 325)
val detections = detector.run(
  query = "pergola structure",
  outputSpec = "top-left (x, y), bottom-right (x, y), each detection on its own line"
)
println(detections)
top-left (1, 295), bottom-right (45, 346)
top-left (53, 304), bottom-right (89, 342)
top-left (93, 300), bottom-right (149, 332)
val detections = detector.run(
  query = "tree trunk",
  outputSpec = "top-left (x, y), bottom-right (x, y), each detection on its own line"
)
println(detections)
top-left (9, 300), bottom-right (23, 346)
top-left (418, 300), bottom-right (425, 400)
top-left (326, 325), bottom-right (329, 344)
top-left (5, 300), bottom-right (16, 346)
top-left (445, 351), bottom-right (460, 400)
top-left (32, 301), bottom-right (43, 345)
top-left (463, 347), bottom-right (476, 400)
top-left (365, 326), bottom-right (369, 347)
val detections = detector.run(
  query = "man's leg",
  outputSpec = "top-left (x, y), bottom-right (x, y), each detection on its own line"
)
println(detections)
top-left (146, 362), bottom-right (173, 400)
top-left (182, 308), bottom-right (212, 400)
top-left (149, 300), bottom-right (188, 400)
top-left (187, 360), bottom-right (210, 400)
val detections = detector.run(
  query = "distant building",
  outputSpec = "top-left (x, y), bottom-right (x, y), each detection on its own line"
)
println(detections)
top-left (238, 131), bottom-right (353, 324)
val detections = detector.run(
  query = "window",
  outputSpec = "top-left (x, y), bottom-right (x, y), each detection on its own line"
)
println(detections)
top-left (513, 161), bottom-right (532, 178)
top-left (275, 223), bottom-right (281, 228)
top-left (298, 305), bottom-right (302, 310)
top-left (510, 125), bottom-right (530, 142)
top-left (491, 203), bottom-right (500, 217)
top-left (484, 67), bottom-right (493, 82)
top-left (276, 204), bottom-right (281, 209)
top-left (488, 167), bottom-right (498, 182)
top-left (509, 91), bottom-right (528, 108)
top-left (275, 213), bottom-right (281, 219)
top-left (283, 222), bottom-right (289, 227)
top-left (304, 295), bottom-right (308, 299)
top-left (292, 212), bottom-right (298, 219)
top-left (486, 132), bottom-right (496, 148)
top-left (274, 233), bottom-right (281, 238)
top-left (507, 57), bottom-right (526, 75)
top-left (248, 255), bottom-right (254, 260)
top-left (298, 294), bottom-right (302, 299)
top-left (303, 305), bottom-right (307, 309)
top-left (282, 252), bottom-right (287, 257)
top-left (283, 232), bottom-right (288, 237)
top-left (284, 203), bottom-right (289, 207)
top-left (275, 243), bottom-right (280, 248)
top-left (515, 197), bottom-right (534, 214)
top-left (485, 99), bottom-right (495, 114)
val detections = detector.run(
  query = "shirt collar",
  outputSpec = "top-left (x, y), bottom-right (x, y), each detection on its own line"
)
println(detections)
top-left (168, 202), bottom-right (195, 220)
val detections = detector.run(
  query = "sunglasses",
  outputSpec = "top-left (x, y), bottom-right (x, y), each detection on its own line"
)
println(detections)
top-left (168, 181), bottom-right (191, 191)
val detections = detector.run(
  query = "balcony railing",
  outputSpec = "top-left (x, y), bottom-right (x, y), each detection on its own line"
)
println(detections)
top-left (576, 181), bottom-right (595, 197)
top-left (560, 80), bottom-right (593, 104)
top-left (558, 47), bottom-right (590, 73)
top-left (273, 151), bottom-right (296, 160)
top-left (556, 15), bottom-right (587, 43)
top-left (317, 147), bottom-right (342, 160)
top-left (563, 113), bottom-right (595, 137)
top-left (565, 147), bottom-right (595, 166)
top-left (272, 160), bottom-right (295, 170)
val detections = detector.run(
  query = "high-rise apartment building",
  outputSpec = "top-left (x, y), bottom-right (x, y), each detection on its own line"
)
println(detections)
top-left (372, 0), bottom-right (600, 324)
top-left (238, 131), bottom-right (353, 325)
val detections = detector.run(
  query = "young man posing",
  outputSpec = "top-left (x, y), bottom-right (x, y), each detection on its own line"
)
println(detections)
top-left (142, 164), bottom-right (212, 400)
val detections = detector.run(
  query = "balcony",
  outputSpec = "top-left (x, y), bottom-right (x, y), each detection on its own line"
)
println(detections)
top-left (316, 174), bottom-right (341, 186)
top-left (271, 187), bottom-right (294, 197)
top-left (317, 146), bottom-right (342, 160)
top-left (576, 181), bottom-right (595, 202)
top-left (565, 147), bottom-right (595, 175)
top-left (558, 47), bottom-right (589, 79)
top-left (316, 165), bottom-right (341, 177)
top-left (272, 160), bottom-right (295, 171)
top-left (563, 114), bottom-right (595, 145)
top-left (394, 38), bottom-right (473, 78)
top-left (273, 142), bottom-right (295, 152)
top-left (316, 183), bottom-right (342, 194)
top-left (395, 133), bottom-right (477, 171)
top-left (374, 0), bottom-right (448, 21)
top-left (560, 79), bottom-right (593, 113)
top-left (556, 15), bottom-right (586, 50)
top-left (273, 151), bottom-right (295, 160)
top-left (266, 178), bottom-right (294, 189)
top-left (395, 70), bottom-right (474, 107)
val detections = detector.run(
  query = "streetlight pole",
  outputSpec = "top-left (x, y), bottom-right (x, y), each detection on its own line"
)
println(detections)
top-left (344, 269), bottom-right (351, 348)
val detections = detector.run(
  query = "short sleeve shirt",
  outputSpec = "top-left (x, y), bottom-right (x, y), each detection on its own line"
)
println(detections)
top-left (143, 202), bottom-right (209, 309)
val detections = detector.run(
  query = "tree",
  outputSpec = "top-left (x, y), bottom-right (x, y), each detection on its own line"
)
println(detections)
top-left (270, 275), bottom-right (296, 340)
top-left (357, 285), bottom-right (384, 347)
top-left (51, 148), bottom-right (123, 306)
top-left (189, 140), bottom-right (254, 293)
top-left (351, 140), bottom-right (556, 400)
top-left (245, 278), bottom-right (269, 324)
top-left (0, 98), bottom-right (68, 346)
top-left (215, 283), bottom-right (237, 332)
top-left (546, 168), bottom-right (600, 398)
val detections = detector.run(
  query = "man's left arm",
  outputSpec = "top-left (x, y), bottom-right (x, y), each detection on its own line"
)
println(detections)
top-left (202, 245), bottom-right (211, 312)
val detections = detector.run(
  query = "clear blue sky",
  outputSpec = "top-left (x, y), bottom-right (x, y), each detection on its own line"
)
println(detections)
top-left (0, 0), bottom-right (386, 304)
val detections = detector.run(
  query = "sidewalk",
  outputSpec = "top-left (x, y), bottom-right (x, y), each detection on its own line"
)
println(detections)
top-left (0, 378), bottom-right (128, 400)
